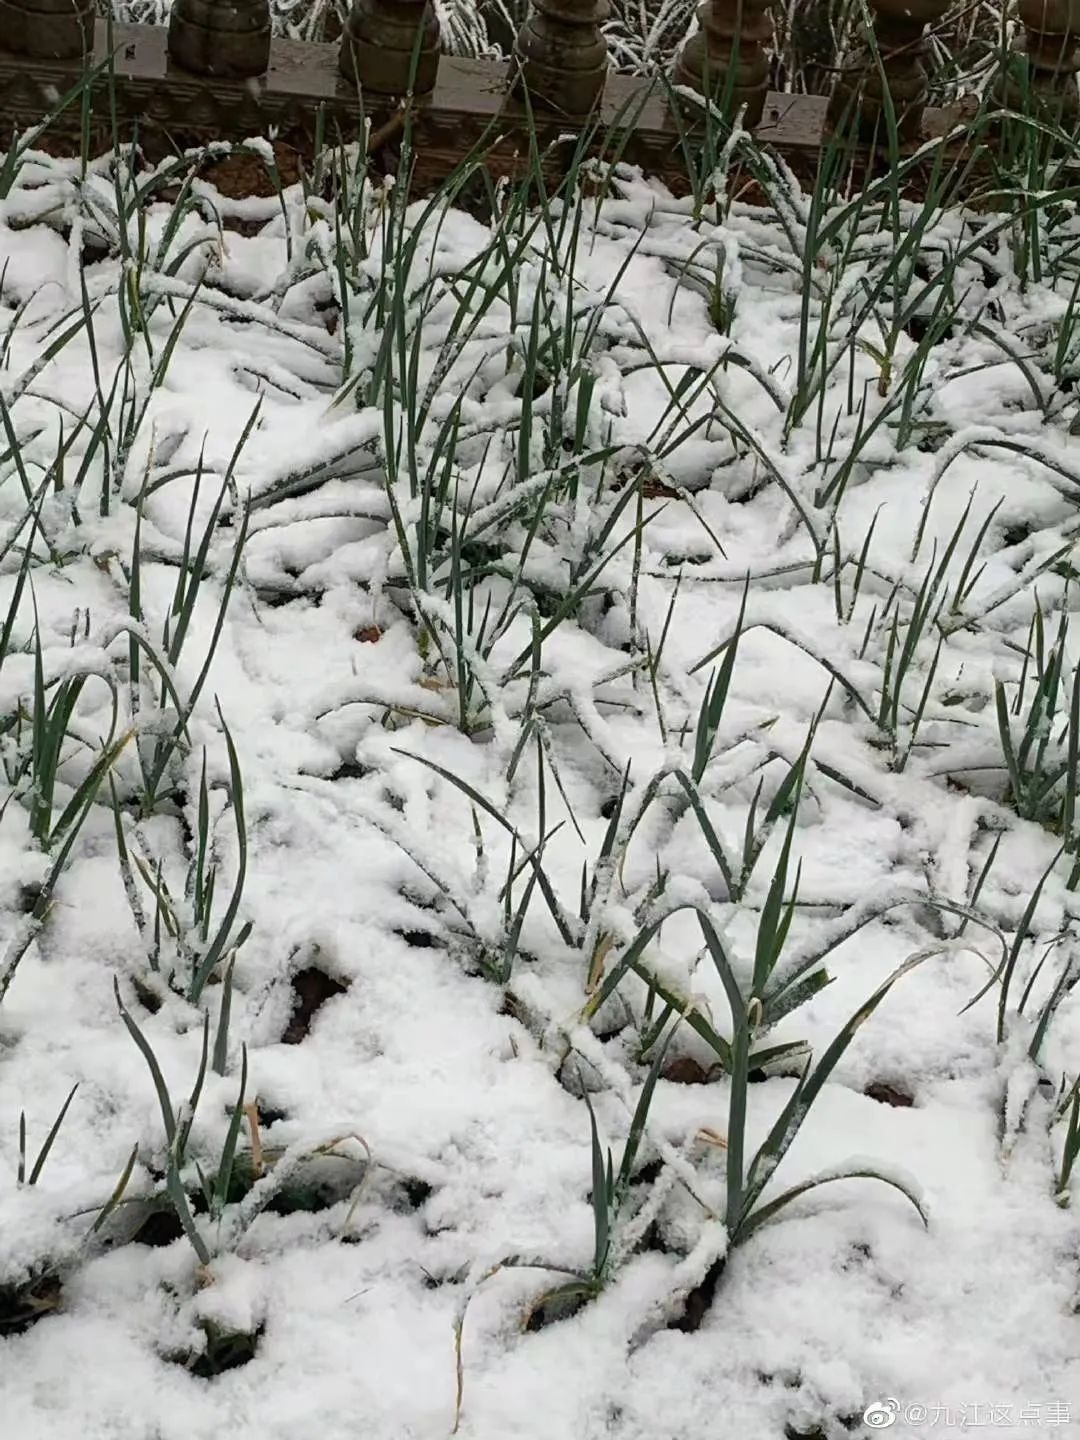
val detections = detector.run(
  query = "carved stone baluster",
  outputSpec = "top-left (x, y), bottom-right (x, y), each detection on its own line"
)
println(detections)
top-left (511, 0), bottom-right (610, 117)
top-left (673, 0), bottom-right (774, 128)
top-left (828, 0), bottom-right (950, 141)
top-left (1003, 0), bottom-right (1080, 123)
top-left (168, 0), bottom-right (272, 78)
top-left (0, 0), bottom-right (94, 58)
top-left (338, 0), bottom-right (442, 98)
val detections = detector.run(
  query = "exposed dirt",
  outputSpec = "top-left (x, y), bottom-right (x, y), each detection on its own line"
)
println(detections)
top-left (281, 966), bottom-right (349, 1045)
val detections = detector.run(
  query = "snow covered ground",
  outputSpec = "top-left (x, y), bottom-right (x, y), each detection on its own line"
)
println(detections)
top-left (1, 132), bottom-right (1079, 1440)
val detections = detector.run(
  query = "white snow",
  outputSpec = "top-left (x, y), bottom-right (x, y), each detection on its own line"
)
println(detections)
top-left (0, 133), bottom-right (1078, 1440)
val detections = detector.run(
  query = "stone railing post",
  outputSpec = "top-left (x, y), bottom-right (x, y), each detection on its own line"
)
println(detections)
top-left (1001, 1), bottom-right (1080, 123)
top-left (511, 0), bottom-right (610, 116)
top-left (168, 0), bottom-right (272, 78)
top-left (827, 0), bottom-right (950, 140)
top-left (673, 0), bottom-right (774, 128)
top-left (338, 0), bottom-right (442, 98)
top-left (0, 0), bottom-right (94, 59)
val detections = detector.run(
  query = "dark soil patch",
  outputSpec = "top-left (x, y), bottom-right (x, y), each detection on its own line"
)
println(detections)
top-left (131, 974), bottom-right (164, 1014)
top-left (670, 1255), bottom-right (726, 1332)
top-left (281, 967), bottom-right (348, 1045)
top-left (865, 1081), bottom-right (914, 1107)
top-left (398, 1176), bottom-right (433, 1210)
top-left (785, 1418), bottom-right (865, 1438)
top-left (329, 760), bottom-right (372, 781)
top-left (202, 144), bottom-right (304, 199)
top-left (905, 312), bottom-right (954, 344)
top-left (630, 1158), bottom-right (664, 1188)
top-left (0, 1274), bottom-right (62, 1335)
top-left (1001, 523), bottom-right (1034, 549)
top-left (662, 1056), bottom-right (712, 1085)
top-left (133, 1207), bottom-right (185, 1248)
top-left (253, 587), bottom-right (302, 609)
top-left (661, 550), bottom-right (712, 566)
top-left (189, 1320), bottom-right (264, 1379)
top-left (16, 883), bottom-right (41, 914)
top-left (265, 1176), bottom-right (343, 1217)
top-left (395, 929), bottom-right (439, 949)
top-left (634, 1220), bottom-right (672, 1256)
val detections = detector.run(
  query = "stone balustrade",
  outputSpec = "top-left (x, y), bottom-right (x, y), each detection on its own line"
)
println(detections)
top-left (0, 1), bottom-right (998, 193)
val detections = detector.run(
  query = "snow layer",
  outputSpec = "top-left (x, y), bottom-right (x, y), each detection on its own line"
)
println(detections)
top-left (0, 141), bottom-right (1078, 1440)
